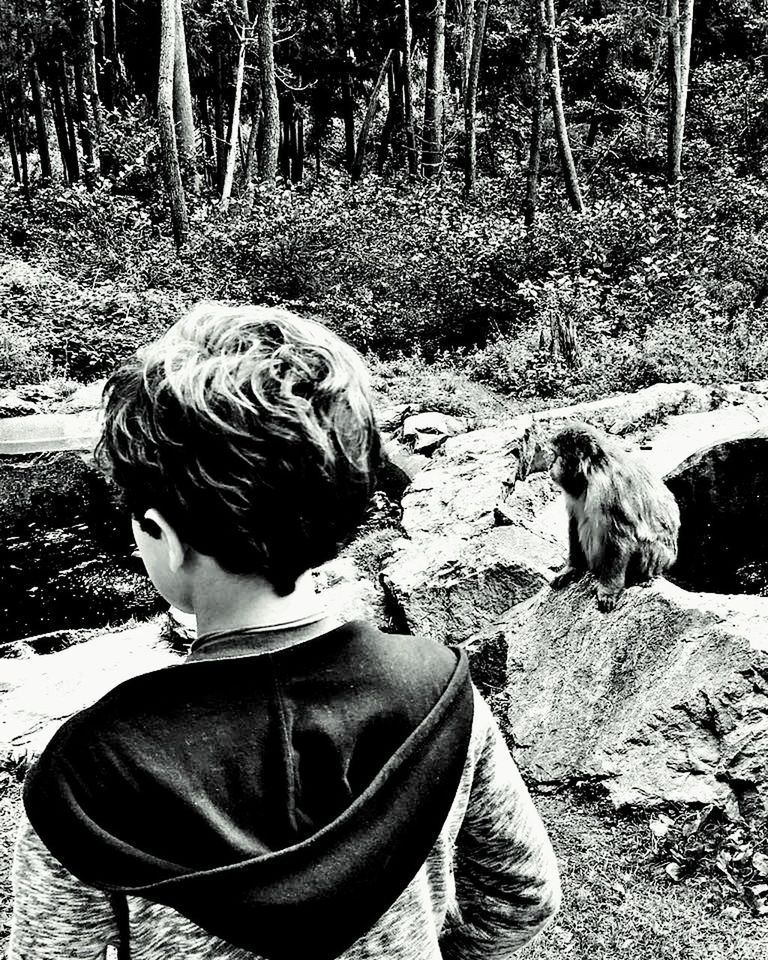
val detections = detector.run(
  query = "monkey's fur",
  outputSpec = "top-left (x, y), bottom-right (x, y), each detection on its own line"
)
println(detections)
top-left (549, 422), bottom-right (680, 612)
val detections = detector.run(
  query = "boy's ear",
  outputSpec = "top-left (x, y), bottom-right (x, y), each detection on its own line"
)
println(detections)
top-left (143, 508), bottom-right (187, 572)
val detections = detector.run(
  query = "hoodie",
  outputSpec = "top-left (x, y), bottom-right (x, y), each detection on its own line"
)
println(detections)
top-left (22, 622), bottom-right (474, 960)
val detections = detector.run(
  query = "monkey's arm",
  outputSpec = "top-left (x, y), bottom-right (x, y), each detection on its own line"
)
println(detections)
top-left (550, 516), bottom-right (587, 590)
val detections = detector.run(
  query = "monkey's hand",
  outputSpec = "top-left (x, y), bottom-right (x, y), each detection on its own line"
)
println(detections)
top-left (550, 565), bottom-right (584, 590)
top-left (596, 587), bottom-right (621, 612)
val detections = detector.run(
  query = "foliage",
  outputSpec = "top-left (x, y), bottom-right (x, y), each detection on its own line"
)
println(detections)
top-left (4, 152), bottom-right (768, 397)
top-left (649, 805), bottom-right (768, 919)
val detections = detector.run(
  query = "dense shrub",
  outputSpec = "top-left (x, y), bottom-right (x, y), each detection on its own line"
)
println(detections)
top-left (2, 139), bottom-right (768, 397)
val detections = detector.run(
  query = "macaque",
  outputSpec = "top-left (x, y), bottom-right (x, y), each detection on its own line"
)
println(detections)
top-left (548, 422), bottom-right (680, 612)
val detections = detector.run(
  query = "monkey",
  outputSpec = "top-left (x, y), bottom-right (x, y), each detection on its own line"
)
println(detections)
top-left (548, 421), bottom-right (680, 612)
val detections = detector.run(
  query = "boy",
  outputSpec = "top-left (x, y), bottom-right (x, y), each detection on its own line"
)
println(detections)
top-left (10, 303), bottom-right (560, 960)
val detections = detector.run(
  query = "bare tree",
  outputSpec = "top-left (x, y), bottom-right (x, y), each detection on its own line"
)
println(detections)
top-left (667, 0), bottom-right (695, 184)
top-left (0, 81), bottom-right (21, 183)
top-left (524, 26), bottom-right (547, 225)
top-left (351, 48), bottom-right (395, 183)
top-left (221, 0), bottom-right (252, 207)
top-left (402, 0), bottom-right (417, 175)
top-left (461, 0), bottom-right (476, 98)
top-left (61, 61), bottom-right (81, 182)
top-left (173, 0), bottom-right (200, 193)
top-left (158, 0), bottom-right (189, 246)
top-left (540, 0), bottom-right (584, 212)
top-left (81, 0), bottom-right (103, 175)
top-left (242, 74), bottom-right (262, 199)
top-left (336, 0), bottom-right (355, 170)
top-left (45, 61), bottom-right (74, 182)
top-left (463, 0), bottom-right (488, 197)
top-left (422, 0), bottom-right (447, 178)
top-left (257, 0), bottom-right (279, 184)
top-left (29, 51), bottom-right (52, 180)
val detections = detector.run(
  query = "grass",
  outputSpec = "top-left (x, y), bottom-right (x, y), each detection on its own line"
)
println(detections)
top-left (522, 791), bottom-right (768, 960)
top-left (1, 774), bottom-right (765, 957)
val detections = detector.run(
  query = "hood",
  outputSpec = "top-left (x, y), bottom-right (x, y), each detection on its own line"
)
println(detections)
top-left (24, 622), bottom-right (474, 960)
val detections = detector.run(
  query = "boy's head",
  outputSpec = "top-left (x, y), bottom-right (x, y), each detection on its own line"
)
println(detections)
top-left (96, 303), bottom-right (381, 598)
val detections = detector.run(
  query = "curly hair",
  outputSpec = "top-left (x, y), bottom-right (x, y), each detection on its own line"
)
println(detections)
top-left (96, 303), bottom-right (381, 595)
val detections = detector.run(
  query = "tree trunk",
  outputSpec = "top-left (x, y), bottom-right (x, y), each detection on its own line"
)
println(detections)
top-left (667, 0), bottom-right (694, 185)
top-left (242, 81), bottom-right (262, 198)
top-left (173, 0), bottom-right (200, 193)
top-left (279, 96), bottom-right (292, 181)
top-left (641, 0), bottom-right (666, 146)
top-left (81, 0), bottom-right (103, 173)
top-left (461, 0), bottom-right (475, 98)
top-left (102, 0), bottom-right (117, 108)
top-left (257, 0), bottom-right (279, 185)
top-left (336, 0), bottom-right (356, 171)
top-left (376, 55), bottom-right (400, 172)
top-left (463, 0), bottom-right (488, 197)
top-left (61, 60), bottom-right (81, 182)
top-left (293, 113), bottom-right (304, 182)
top-left (402, 0), bottom-right (417, 175)
top-left (73, 66), bottom-right (92, 168)
top-left (15, 71), bottom-right (29, 193)
top-left (0, 82), bottom-right (21, 183)
top-left (524, 31), bottom-right (547, 226)
top-left (214, 53), bottom-right (227, 192)
top-left (350, 49), bottom-right (394, 183)
top-left (221, 12), bottom-right (250, 208)
top-left (46, 63), bottom-right (73, 182)
top-left (540, 0), bottom-right (584, 213)
top-left (198, 90), bottom-right (216, 186)
top-left (158, 0), bottom-right (190, 247)
top-left (421, 0), bottom-right (447, 178)
top-left (29, 55), bottom-right (52, 180)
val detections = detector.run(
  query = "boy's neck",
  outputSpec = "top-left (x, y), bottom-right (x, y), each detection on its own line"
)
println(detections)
top-left (191, 567), bottom-right (325, 639)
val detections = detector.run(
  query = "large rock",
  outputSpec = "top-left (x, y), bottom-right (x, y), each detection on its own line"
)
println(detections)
top-left (384, 526), bottom-right (560, 644)
top-left (501, 578), bottom-right (768, 813)
top-left (313, 556), bottom-right (389, 629)
top-left (383, 382), bottom-right (768, 645)
top-left (0, 620), bottom-right (182, 765)
top-left (665, 429), bottom-right (768, 595)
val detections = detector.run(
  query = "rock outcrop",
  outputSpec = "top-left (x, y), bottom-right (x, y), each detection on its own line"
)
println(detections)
top-left (0, 620), bottom-right (182, 764)
top-left (500, 577), bottom-right (768, 813)
top-left (382, 381), bottom-right (768, 645)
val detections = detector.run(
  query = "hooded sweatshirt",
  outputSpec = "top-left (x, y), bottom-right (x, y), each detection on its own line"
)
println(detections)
top-left (11, 621), bottom-right (560, 960)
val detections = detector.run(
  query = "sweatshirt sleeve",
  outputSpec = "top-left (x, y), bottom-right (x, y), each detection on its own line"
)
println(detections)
top-left (8, 810), bottom-right (121, 960)
top-left (441, 689), bottom-right (561, 959)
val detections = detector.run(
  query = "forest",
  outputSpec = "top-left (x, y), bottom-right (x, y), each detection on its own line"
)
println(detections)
top-left (0, 0), bottom-right (767, 406)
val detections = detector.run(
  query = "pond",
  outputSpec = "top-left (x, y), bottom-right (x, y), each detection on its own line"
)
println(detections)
top-left (0, 450), bottom-right (165, 650)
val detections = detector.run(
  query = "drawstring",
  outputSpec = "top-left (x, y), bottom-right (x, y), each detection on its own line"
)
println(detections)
top-left (106, 892), bottom-right (131, 960)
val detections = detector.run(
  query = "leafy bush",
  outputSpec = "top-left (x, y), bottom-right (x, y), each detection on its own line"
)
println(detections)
top-left (650, 805), bottom-right (768, 919)
top-left (3, 142), bottom-right (768, 399)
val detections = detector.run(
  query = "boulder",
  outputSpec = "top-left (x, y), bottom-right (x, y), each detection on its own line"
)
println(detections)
top-left (402, 411), bottom-right (467, 454)
top-left (0, 394), bottom-right (37, 419)
top-left (501, 577), bottom-right (768, 813)
top-left (665, 429), bottom-right (768, 595)
top-left (313, 556), bottom-right (389, 629)
top-left (0, 409), bottom-right (100, 455)
top-left (58, 378), bottom-right (106, 414)
top-left (383, 525), bottom-right (560, 644)
top-left (0, 620), bottom-right (181, 765)
top-left (382, 383), bottom-right (768, 647)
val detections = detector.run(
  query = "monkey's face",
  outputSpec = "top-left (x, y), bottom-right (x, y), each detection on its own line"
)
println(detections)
top-left (549, 445), bottom-right (587, 497)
